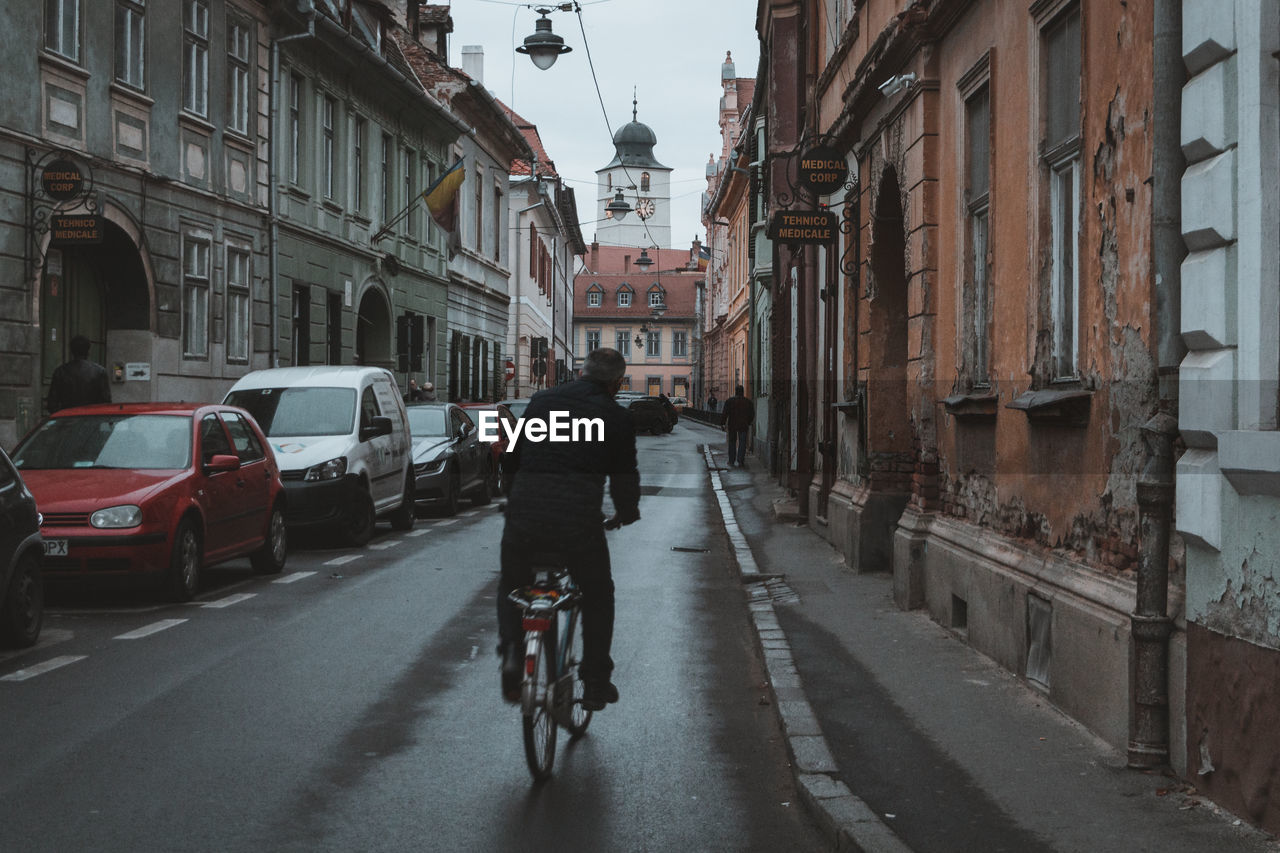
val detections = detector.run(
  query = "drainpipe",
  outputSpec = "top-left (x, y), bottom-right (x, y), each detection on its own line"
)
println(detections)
top-left (1129, 0), bottom-right (1183, 770)
top-left (269, 8), bottom-right (317, 368)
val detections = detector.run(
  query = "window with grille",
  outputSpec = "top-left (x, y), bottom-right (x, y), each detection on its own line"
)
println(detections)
top-left (183, 1), bottom-right (209, 116)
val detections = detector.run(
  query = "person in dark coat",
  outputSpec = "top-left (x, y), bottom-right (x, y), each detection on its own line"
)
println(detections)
top-left (46, 335), bottom-right (111, 414)
top-left (497, 347), bottom-right (640, 709)
top-left (707, 394), bottom-right (718, 412)
top-left (720, 385), bottom-right (753, 468)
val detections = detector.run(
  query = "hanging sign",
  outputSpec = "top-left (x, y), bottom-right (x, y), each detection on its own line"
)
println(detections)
top-left (41, 158), bottom-right (86, 201)
top-left (768, 210), bottom-right (837, 244)
top-left (799, 145), bottom-right (849, 195)
top-left (49, 214), bottom-right (103, 245)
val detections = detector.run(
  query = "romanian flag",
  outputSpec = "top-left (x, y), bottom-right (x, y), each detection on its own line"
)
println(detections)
top-left (422, 159), bottom-right (465, 233)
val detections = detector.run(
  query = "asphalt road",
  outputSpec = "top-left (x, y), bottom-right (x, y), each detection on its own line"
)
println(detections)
top-left (0, 423), bottom-right (825, 852)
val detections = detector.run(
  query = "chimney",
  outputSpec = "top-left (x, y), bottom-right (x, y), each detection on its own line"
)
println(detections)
top-left (417, 5), bottom-right (453, 55)
top-left (462, 45), bottom-right (484, 85)
top-left (590, 240), bottom-right (599, 271)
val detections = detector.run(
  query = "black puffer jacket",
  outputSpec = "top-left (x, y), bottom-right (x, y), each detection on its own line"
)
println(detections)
top-left (504, 379), bottom-right (639, 538)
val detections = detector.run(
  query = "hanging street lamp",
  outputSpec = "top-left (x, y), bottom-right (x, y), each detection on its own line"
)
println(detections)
top-left (516, 7), bottom-right (574, 70)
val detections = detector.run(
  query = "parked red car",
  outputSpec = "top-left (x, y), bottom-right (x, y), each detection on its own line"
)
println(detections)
top-left (460, 403), bottom-right (518, 495)
top-left (11, 403), bottom-right (288, 601)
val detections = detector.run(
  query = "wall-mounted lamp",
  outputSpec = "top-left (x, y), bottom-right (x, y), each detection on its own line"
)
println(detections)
top-left (877, 72), bottom-right (917, 97)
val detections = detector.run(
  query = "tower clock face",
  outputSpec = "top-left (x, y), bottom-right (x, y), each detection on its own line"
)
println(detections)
top-left (636, 198), bottom-right (656, 219)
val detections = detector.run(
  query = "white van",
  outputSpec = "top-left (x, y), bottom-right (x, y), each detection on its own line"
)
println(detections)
top-left (224, 366), bottom-right (414, 546)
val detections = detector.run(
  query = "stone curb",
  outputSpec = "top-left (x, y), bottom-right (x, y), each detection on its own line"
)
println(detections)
top-left (702, 446), bottom-right (913, 853)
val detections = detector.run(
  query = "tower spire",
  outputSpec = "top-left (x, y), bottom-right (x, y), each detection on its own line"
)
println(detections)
top-left (632, 87), bottom-right (638, 122)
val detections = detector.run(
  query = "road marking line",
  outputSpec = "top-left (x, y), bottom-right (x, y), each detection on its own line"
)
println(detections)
top-left (368, 540), bottom-right (401, 550)
top-left (202, 593), bottom-right (256, 609)
top-left (325, 555), bottom-right (362, 566)
top-left (1, 655), bottom-right (88, 682)
top-left (405, 529), bottom-right (429, 537)
top-left (114, 619), bottom-right (188, 640)
top-left (273, 571), bottom-right (317, 584)
top-left (435, 519), bottom-right (458, 527)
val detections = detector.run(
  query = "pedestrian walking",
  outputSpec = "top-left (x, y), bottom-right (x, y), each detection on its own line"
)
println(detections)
top-left (46, 334), bottom-right (111, 414)
top-left (720, 385), bottom-right (752, 468)
top-left (420, 381), bottom-right (437, 402)
top-left (707, 394), bottom-right (718, 412)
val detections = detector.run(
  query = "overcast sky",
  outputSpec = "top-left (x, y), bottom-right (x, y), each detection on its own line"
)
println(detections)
top-left (442, 0), bottom-right (760, 252)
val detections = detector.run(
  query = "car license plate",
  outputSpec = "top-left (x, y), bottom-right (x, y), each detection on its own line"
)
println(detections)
top-left (43, 539), bottom-right (68, 557)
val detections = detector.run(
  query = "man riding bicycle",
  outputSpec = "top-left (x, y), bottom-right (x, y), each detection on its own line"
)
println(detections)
top-left (498, 347), bottom-right (640, 710)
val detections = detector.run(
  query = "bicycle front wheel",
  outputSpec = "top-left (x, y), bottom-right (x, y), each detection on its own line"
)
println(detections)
top-left (563, 609), bottom-right (592, 737)
top-left (522, 633), bottom-right (558, 782)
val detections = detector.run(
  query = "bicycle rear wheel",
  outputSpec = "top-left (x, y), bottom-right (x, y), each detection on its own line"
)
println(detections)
top-left (563, 608), bottom-right (592, 737)
top-left (522, 633), bottom-right (558, 781)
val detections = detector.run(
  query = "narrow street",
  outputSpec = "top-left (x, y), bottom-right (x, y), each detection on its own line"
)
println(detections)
top-left (0, 424), bottom-right (825, 852)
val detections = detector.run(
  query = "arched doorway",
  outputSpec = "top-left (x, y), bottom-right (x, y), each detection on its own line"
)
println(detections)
top-left (355, 284), bottom-right (392, 368)
top-left (855, 165), bottom-right (913, 570)
top-left (41, 218), bottom-right (152, 411)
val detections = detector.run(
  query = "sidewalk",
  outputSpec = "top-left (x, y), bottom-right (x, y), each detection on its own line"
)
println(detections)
top-left (703, 442), bottom-right (1280, 853)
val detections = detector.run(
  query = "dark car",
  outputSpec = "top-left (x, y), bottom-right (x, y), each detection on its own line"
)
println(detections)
top-left (13, 403), bottom-right (288, 601)
top-left (628, 397), bottom-right (674, 435)
top-left (406, 403), bottom-right (493, 515)
top-left (460, 403), bottom-right (517, 495)
top-left (0, 447), bottom-right (43, 647)
top-left (658, 394), bottom-right (679, 426)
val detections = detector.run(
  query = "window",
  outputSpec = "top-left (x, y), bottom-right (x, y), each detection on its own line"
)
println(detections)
top-left (615, 330), bottom-right (631, 358)
top-left (292, 285), bottom-right (310, 366)
top-left (220, 412), bottom-right (265, 463)
top-left (587, 289), bottom-right (601, 307)
top-left (965, 83), bottom-right (991, 384)
top-left (182, 234), bottom-right (210, 358)
top-left (322, 96), bottom-right (336, 199)
top-left (673, 330), bottom-right (688, 358)
top-left (641, 171), bottom-right (650, 192)
top-left (226, 246), bottom-right (250, 362)
top-left (404, 148), bottom-right (415, 235)
top-left (381, 133), bottom-right (392, 223)
top-left (528, 223), bottom-right (538, 276)
top-left (227, 15), bottom-right (251, 134)
top-left (493, 185), bottom-right (503, 262)
top-left (183, 1), bottom-right (209, 116)
top-left (474, 166), bottom-right (484, 255)
top-left (352, 116), bottom-right (365, 211)
top-left (289, 75), bottom-right (302, 184)
top-left (586, 330), bottom-right (601, 352)
top-left (1043, 8), bottom-right (1081, 379)
top-left (618, 289), bottom-right (632, 308)
top-left (115, 0), bottom-right (146, 90)
top-left (45, 0), bottom-right (81, 61)
top-left (646, 330), bottom-right (660, 357)
top-left (648, 288), bottom-right (665, 309)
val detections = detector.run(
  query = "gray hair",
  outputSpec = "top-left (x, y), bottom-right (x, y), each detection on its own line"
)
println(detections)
top-left (582, 347), bottom-right (627, 383)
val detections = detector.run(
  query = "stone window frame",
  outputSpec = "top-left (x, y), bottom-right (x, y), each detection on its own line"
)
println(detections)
top-left (224, 238), bottom-right (252, 364)
top-left (957, 50), bottom-right (994, 389)
top-left (114, 0), bottom-right (147, 93)
top-left (321, 93), bottom-right (337, 201)
top-left (585, 328), bottom-right (601, 352)
top-left (1033, 0), bottom-right (1083, 383)
top-left (645, 328), bottom-right (661, 358)
top-left (183, 0), bottom-right (210, 118)
top-left (226, 9), bottom-right (253, 137)
top-left (182, 226), bottom-right (213, 360)
top-left (288, 73), bottom-right (304, 187)
top-left (614, 328), bottom-right (632, 358)
top-left (672, 329), bottom-right (689, 358)
top-left (350, 114), bottom-right (366, 215)
top-left (45, 0), bottom-right (82, 64)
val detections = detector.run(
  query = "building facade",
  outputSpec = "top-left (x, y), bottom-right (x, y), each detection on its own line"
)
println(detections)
top-left (756, 0), bottom-right (1174, 774)
top-left (1176, 0), bottom-right (1280, 832)
top-left (575, 243), bottom-right (701, 397)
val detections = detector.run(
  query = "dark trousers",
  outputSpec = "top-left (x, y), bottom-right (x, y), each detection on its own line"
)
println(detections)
top-left (727, 429), bottom-right (749, 466)
top-left (498, 527), bottom-right (615, 684)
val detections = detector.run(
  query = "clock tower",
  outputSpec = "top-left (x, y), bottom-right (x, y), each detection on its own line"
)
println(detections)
top-left (595, 96), bottom-right (672, 248)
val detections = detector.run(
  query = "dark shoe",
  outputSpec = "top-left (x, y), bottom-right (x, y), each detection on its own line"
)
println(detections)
top-left (501, 645), bottom-right (523, 703)
top-left (581, 680), bottom-right (619, 711)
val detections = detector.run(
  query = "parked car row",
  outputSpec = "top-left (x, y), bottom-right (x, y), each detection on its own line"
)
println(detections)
top-left (1, 370), bottom-right (671, 645)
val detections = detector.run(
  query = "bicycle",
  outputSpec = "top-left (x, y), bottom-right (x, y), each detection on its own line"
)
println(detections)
top-left (508, 557), bottom-right (592, 781)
